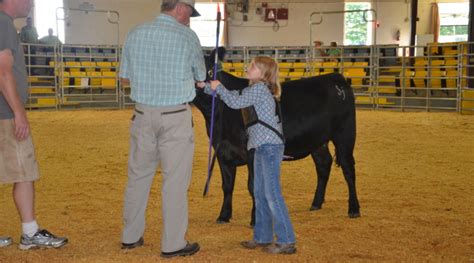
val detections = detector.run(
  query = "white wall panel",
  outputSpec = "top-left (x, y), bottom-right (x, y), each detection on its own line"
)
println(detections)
top-left (38, 0), bottom-right (466, 47)
top-left (63, 0), bottom-right (160, 45)
top-left (227, 3), bottom-right (345, 47)
top-left (375, 2), bottom-right (410, 45)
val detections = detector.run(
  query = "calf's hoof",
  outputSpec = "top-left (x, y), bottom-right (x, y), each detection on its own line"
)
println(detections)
top-left (310, 205), bottom-right (322, 211)
top-left (216, 219), bottom-right (230, 224)
top-left (348, 212), bottom-right (361, 218)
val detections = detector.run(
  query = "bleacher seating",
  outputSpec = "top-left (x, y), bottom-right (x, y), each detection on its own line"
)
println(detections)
top-left (413, 71), bottom-right (427, 88)
top-left (21, 43), bottom-right (472, 111)
top-left (343, 68), bottom-right (366, 87)
top-left (429, 70), bottom-right (445, 89)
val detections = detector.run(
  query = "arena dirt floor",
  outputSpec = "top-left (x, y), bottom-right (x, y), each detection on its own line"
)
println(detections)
top-left (0, 107), bottom-right (473, 262)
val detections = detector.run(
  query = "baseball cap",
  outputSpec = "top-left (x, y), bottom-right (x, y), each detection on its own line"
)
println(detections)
top-left (163, 0), bottom-right (200, 17)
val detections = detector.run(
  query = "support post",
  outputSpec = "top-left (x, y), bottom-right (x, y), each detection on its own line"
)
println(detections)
top-left (409, 0), bottom-right (418, 59)
top-left (468, 0), bottom-right (474, 88)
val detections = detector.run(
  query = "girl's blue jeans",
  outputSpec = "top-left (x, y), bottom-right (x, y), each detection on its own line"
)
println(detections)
top-left (253, 144), bottom-right (296, 245)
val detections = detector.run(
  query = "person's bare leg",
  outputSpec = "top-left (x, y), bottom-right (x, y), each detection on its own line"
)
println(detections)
top-left (13, 181), bottom-right (68, 250)
top-left (13, 181), bottom-right (35, 223)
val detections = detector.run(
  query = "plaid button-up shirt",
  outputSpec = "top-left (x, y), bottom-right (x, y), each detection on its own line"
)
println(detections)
top-left (205, 82), bottom-right (284, 150)
top-left (120, 14), bottom-right (206, 106)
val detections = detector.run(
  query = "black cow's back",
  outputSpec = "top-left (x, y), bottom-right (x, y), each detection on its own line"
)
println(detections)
top-left (280, 73), bottom-right (355, 159)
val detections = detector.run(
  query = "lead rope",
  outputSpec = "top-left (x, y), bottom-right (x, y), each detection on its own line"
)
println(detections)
top-left (204, 4), bottom-right (222, 197)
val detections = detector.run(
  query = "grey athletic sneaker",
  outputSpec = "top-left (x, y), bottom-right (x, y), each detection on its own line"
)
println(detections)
top-left (19, 229), bottom-right (68, 250)
top-left (0, 236), bottom-right (12, 247)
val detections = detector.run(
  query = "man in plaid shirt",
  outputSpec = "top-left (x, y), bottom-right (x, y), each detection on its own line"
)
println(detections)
top-left (119, 0), bottom-right (206, 258)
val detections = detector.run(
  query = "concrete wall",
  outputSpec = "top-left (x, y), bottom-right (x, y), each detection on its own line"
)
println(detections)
top-left (63, 0), bottom-right (160, 45)
top-left (11, 0), bottom-right (469, 47)
top-left (226, 2), bottom-right (346, 47)
top-left (226, 1), bottom-right (411, 47)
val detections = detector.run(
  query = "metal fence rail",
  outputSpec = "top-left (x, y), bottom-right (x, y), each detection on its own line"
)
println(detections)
top-left (23, 42), bottom-right (474, 113)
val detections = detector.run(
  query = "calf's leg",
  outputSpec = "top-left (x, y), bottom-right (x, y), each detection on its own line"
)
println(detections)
top-left (217, 158), bottom-right (237, 224)
top-left (340, 161), bottom-right (360, 218)
top-left (333, 140), bottom-right (360, 218)
top-left (310, 144), bottom-right (333, 211)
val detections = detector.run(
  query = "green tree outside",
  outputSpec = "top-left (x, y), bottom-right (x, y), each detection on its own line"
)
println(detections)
top-left (345, 3), bottom-right (370, 45)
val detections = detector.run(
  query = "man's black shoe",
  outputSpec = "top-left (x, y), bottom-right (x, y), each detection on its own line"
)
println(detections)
top-left (161, 242), bottom-right (200, 258)
top-left (121, 237), bottom-right (144, 249)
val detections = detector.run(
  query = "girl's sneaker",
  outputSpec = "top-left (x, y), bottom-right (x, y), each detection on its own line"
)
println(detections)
top-left (240, 240), bottom-right (271, 249)
top-left (263, 243), bottom-right (296, 254)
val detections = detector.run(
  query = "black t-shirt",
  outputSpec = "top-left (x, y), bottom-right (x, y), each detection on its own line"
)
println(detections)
top-left (0, 11), bottom-right (28, 119)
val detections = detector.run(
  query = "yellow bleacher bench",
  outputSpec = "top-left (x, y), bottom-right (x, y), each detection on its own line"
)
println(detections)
top-left (339, 62), bottom-right (353, 67)
top-left (102, 71), bottom-right (117, 77)
top-left (322, 62), bottom-right (338, 73)
top-left (82, 62), bottom-right (97, 73)
top-left (49, 61), bottom-right (63, 67)
top-left (65, 61), bottom-right (81, 67)
top-left (352, 61), bottom-right (368, 68)
top-left (28, 76), bottom-right (39, 83)
top-left (81, 62), bottom-right (96, 67)
top-left (372, 86), bottom-right (397, 94)
top-left (61, 72), bottom-right (70, 86)
top-left (413, 71), bottom-right (427, 88)
top-left (97, 62), bottom-right (113, 72)
top-left (322, 62), bottom-right (338, 68)
top-left (446, 70), bottom-right (458, 88)
top-left (101, 71), bottom-right (117, 89)
top-left (461, 90), bottom-right (474, 114)
top-left (279, 72), bottom-right (288, 77)
top-left (232, 62), bottom-right (244, 69)
top-left (355, 96), bottom-right (395, 105)
top-left (36, 98), bottom-right (57, 106)
top-left (288, 71), bottom-right (304, 80)
top-left (311, 62), bottom-right (323, 69)
top-left (278, 63), bottom-right (292, 72)
top-left (278, 62), bottom-right (293, 68)
top-left (414, 59), bottom-right (427, 71)
top-left (96, 62), bottom-right (112, 67)
top-left (444, 49), bottom-right (459, 56)
top-left (222, 62), bottom-right (233, 69)
top-left (343, 68), bottom-right (366, 86)
top-left (70, 71), bottom-right (86, 77)
top-left (87, 72), bottom-right (102, 86)
top-left (445, 59), bottom-right (458, 71)
top-left (378, 76), bottom-right (396, 83)
top-left (428, 71), bottom-right (445, 89)
top-left (292, 62), bottom-right (307, 69)
top-left (69, 71), bottom-right (88, 88)
top-left (29, 87), bottom-right (55, 94)
top-left (396, 70), bottom-right (414, 88)
top-left (430, 60), bottom-right (445, 67)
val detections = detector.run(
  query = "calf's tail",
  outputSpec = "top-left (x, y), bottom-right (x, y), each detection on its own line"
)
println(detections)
top-left (333, 74), bottom-right (356, 167)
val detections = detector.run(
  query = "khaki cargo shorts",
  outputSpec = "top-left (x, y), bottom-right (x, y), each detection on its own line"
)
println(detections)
top-left (0, 119), bottom-right (40, 184)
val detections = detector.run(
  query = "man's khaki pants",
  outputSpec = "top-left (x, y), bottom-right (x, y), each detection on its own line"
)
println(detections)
top-left (122, 103), bottom-right (194, 253)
